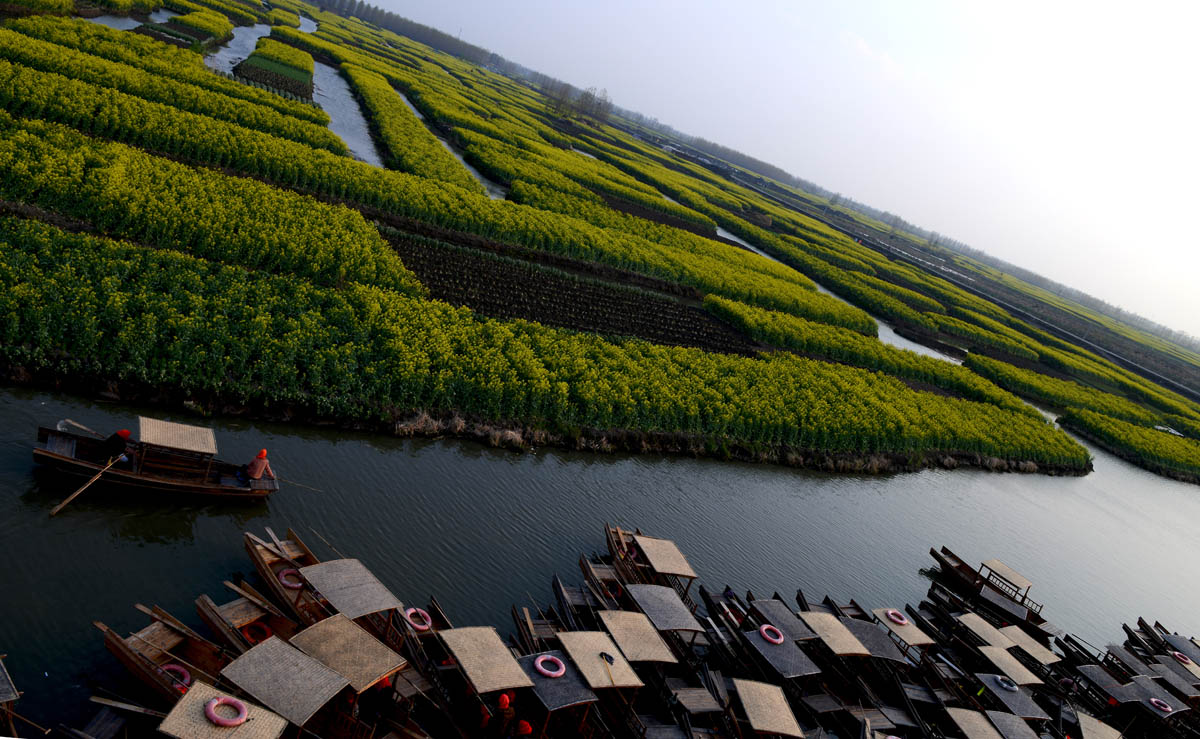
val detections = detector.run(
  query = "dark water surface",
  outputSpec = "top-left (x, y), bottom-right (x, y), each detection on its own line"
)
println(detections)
top-left (2, 385), bottom-right (1199, 725)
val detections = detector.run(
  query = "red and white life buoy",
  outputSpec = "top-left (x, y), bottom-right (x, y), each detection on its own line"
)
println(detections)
top-left (1150, 697), bottom-right (1173, 713)
top-left (885, 609), bottom-right (909, 626)
top-left (240, 621), bottom-right (273, 645)
top-left (1172, 650), bottom-right (1193, 665)
top-left (759, 624), bottom-right (785, 645)
top-left (277, 568), bottom-right (304, 590)
top-left (405, 607), bottom-right (432, 632)
top-left (159, 663), bottom-right (191, 692)
top-left (534, 654), bottom-right (566, 678)
top-left (205, 696), bottom-right (249, 727)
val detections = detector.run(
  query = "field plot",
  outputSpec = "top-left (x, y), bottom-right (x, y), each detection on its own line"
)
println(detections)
top-left (0, 0), bottom-right (1193, 480)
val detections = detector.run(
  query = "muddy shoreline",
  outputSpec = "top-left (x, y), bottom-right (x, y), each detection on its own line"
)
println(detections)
top-left (2, 362), bottom-right (1092, 479)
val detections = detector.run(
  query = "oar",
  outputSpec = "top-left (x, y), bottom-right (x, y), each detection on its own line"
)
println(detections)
top-left (599, 651), bottom-right (616, 686)
top-left (61, 418), bottom-right (105, 438)
top-left (49, 455), bottom-right (124, 517)
top-left (6, 708), bottom-right (51, 735)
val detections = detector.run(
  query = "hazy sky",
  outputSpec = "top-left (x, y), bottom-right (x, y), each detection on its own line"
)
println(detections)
top-left (388, 1), bottom-right (1200, 336)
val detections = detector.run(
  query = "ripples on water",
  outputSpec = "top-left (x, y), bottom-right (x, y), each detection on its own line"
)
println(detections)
top-left (2, 386), bottom-right (1199, 724)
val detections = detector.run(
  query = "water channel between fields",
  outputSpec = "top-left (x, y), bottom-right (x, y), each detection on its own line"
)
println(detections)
top-left (392, 86), bottom-right (509, 199)
top-left (2, 385), bottom-right (1199, 725)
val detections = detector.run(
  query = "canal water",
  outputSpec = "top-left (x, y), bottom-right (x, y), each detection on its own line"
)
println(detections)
top-left (2, 384), bottom-right (1199, 726)
top-left (79, 7), bottom-right (178, 31)
top-left (393, 87), bottom-right (509, 199)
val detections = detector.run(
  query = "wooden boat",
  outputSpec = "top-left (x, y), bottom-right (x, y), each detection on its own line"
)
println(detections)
top-left (244, 528), bottom-right (328, 625)
top-left (33, 417), bottom-right (278, 499)
top-left (0, 654), bottom-right (17, 738)
top-left (195, 580), bottom-right (301, 654)
top-left (605, 524), bottom-right (698, 613)
top-left (929, 546), bottom-right (1062, 643)
top-left (95, 605), bottom-right (231, 705)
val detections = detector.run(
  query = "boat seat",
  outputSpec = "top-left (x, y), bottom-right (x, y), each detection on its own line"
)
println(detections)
top-left (128, 621), bottom-right (184, 663)
top-left (46, 433), bottom-right (77, 458)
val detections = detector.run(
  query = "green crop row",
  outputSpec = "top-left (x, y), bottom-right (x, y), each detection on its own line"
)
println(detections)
top-left (0, 29), bottom-right (342, 152)
top-left (0, 113), bottom-right (423, 296)
top-left (963, 354), bottom-right (1156, 424)
top-left (1059, 408), bottom-right (1200, 480)
top-left (0, 215), bottom-right (1089, 468)
top-left (3, 17), bottom-right (328, 125)
top-left (704, 296), bottom-right (1032, 413)
top-left (267, 8), bottom-right (300, 26)
top-left (164, 0), bottom-right (257, 24)
top-left (341, 64), bottom-right (482, 191)
top-left (171, 10), bottom-right (233, 41)
top-left (928, 313), bottom-right (1040, 361)
top-left (252, 36), bottom-right (314, 75)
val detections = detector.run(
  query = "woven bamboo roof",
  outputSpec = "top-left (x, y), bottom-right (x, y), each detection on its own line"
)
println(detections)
top-left (599, 610), bottom-right (677, 663)
top-left (516, 650), bottom-right (597, 711)
top-left (998, 625), bottom-right (1060, 665)
top-left (440, 627), bottom-right (533, 694)
top-left (158, 681), bottom-right (288, 739)
top-left (626, 584), bottom-right (703, 633)
top-left (751, 599), bottom-right (818, 641)
top-left (221, 637), bottom-right (348, 726)
top-left (947, 708), bottom-right (1004, 739)
top-left (981, 560), bottom-right (1032, 591)
top-left (733, 678), bottom-right (804, 737)
top-left (974, 674), bottom-right (1049, 720)
top-left (289, 614), bottom-right (405, 693)
top-left (298, 559), bottom-right (403, 620)
top-left (958, 613), bottom-right (1016, 648)
top-left (743, 628), bottom-right (821, 679)
top-left (138, 417), bottom-right (217, 455)
top-left (842, 619), bottom-right (905, 663)
top-left (1078, 713), bottom-right (1124, 739)
top-left (984, 711), bottom-right (1040, 739)
top-left (0, 656), bottom-right (16, 704)
top-left (557, 631), bottom-right (643, 689)
top-left (979, 646), bottom-right (1043, 686)
top-left (871, 608), bottom-right (934, 647)
top-left (797, 612), bottom-right (869, 656)
top-left (633, 535), bottom-right (697, 578)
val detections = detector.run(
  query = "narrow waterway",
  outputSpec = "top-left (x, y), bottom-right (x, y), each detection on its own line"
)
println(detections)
top-left (311, 61), bottom-right (385, 167)
top-left (296, 15), bottom-right (317, 33)
top-left (2, 385), bottom-right (1198, 726)
top-left (392, 87), bottom-right (509, 199)
top-left (201, 22), bottom-right (270, 76)
top-left (79, 8), bottom-right (177, 30)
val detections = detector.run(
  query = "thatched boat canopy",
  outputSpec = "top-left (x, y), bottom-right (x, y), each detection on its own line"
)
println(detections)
top-left (516, 650), bottom-right (597, 712)
top-left (290, 613), bottom-right (406, 693)
top-left (221, 637), bottom-right (348, 726)
top-left (946, 708), bottom-right (1004, 739)
top-left (298, 559), bottom-right (403, 619)
top-left (599, 611), bottom-right (676, 663)
top-left (981, 559), bottom-right (1033, 591)
top-left (999, 625), bottom-right (1060, 665)
top-left (957, 613), bottom-right (1016, 648)
top-left (556, 631), bottom-right (642, 690)
top-left (158, 681), bottom-right (288, 738)
top-left (979, 646), bottom-right (1043, 686)
top-left (139, 417), bottom-right (217, 455)
top-left (871, 608), bottom-right (934, 647)
top-left (751, 599), bottom-right (817, 641)
top-left (633, 535), bottom-right (697, 579)
top-left (732, 678), bottom-right (804, 737)
top-left (797, 611), bottom-right (869, 657)
top-left (439, 626), bottom-right (533, 694)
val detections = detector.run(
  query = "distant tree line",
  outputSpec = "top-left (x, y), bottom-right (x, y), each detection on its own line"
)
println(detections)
top-left (533, 74), bottom-right (612, 125)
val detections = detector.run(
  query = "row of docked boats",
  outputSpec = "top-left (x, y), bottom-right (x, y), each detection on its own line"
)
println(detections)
top-left (9, 529), bottom-right (1200, 737)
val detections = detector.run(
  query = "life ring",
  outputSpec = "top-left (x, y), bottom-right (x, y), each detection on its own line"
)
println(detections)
top-left (1149, 697), bottom-right (1173, 713)
top-left (994, 675), bottom-right (1019, 692)
top-left (534, 654), bottom-right (566, 678)
top-left (240, 621), bottom-right (273, 645)
top-left (159, 663), bottom-right (191, 691)
top-left (278, 568), bottom-right (303, 590)
top-left (759, 624), bottom-right (785, 645)
top-left (405, 607), bottom-right (431, 631)
top-left (1172, 650), bottom-right (1193, 665)
top-left (205, 696), bottom-right (249, 727)
top-left (885, 609), bottom-right (909, 626)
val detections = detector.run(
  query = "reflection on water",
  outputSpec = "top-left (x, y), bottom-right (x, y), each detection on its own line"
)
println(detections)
top-left (3, 385), bottom-right (1200, 725)
top-left (202, 22), bottom-right (270, 75)
top-left (80, 14), bottom-right (142, 31)
top-left (312, 61), bottom-right (384, 167)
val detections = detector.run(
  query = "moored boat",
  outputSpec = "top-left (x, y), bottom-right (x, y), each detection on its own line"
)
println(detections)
top-left (195, 580), bottom-right (301, 655)
top-left (33, 417), bottom-right (278, 499)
